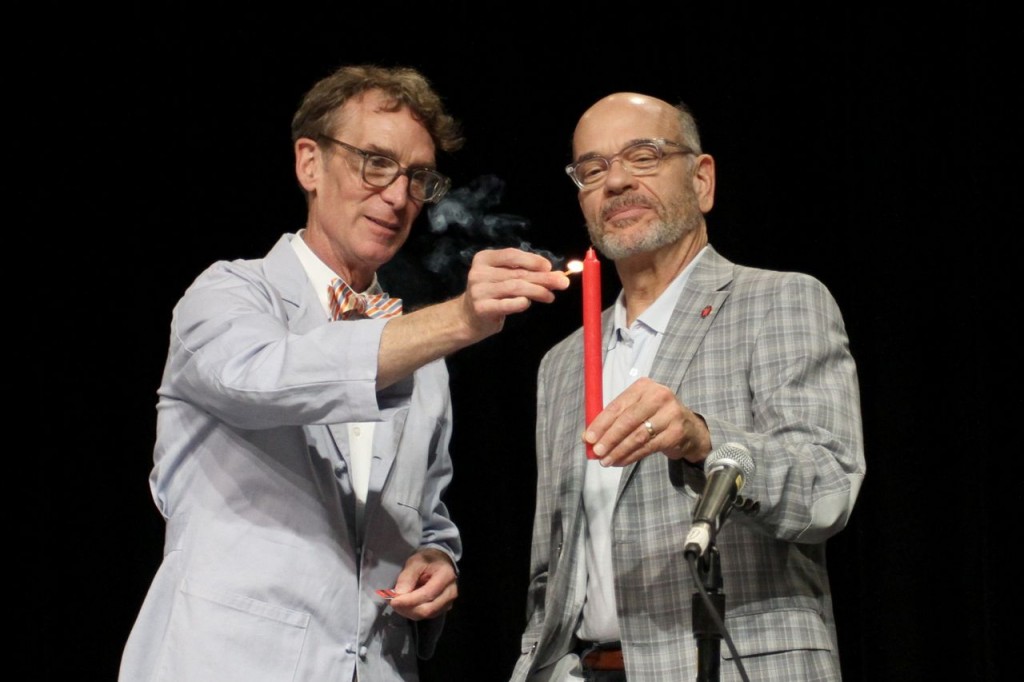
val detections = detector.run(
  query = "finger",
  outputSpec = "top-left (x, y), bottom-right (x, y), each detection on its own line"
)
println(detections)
top-left (585, 390), bottom-right (646, 455)
top-left (472, 247), bottom-right (555, 272)
top-left (469, 252), bottom-right (571, 296)
top-left (390, 582), bottom-right (457, 620)
top-left (588, 380), bottom-right (680, 464)
top-left (609, 397), bottom-right (693, 466)
top-left (468, 265), bottom-right (569, 295)
top-left (599, 419), bottom-right (660, 466)
top-left (468, 280), bottom-right (561, 313)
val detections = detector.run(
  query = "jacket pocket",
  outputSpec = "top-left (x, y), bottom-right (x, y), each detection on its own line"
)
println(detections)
top-left (721, 607), bottom-right (833, 660)
top-left (155, 577), bottom-right (310, 682)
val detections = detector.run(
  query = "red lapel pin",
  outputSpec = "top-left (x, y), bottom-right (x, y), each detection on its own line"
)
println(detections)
top-left (700, 305), bottom-right (713, 318)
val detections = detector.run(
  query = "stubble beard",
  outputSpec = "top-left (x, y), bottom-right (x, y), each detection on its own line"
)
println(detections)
top-left (586, 187), bottom-right (703, 261)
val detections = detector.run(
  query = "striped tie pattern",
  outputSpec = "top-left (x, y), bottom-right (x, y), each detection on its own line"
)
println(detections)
top-left (328, 278), bottom-right (403, 320)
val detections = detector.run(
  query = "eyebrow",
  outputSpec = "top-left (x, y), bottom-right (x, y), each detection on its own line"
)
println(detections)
top-left (361, 142), bottom-right (399, 158)
top-left (574, 138), bottom-right (659, 162)
top-left (361, 142), bottom-right (438, 170)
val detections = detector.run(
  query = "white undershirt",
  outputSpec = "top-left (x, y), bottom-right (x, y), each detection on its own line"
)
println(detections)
top-left (576, 246), bottom-right (706, 643)
top-left (291, 230), bottom-right (384, 530)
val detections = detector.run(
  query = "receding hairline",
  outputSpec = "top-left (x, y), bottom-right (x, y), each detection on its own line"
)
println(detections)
top-left (574, 92), bottom-right (703, 154)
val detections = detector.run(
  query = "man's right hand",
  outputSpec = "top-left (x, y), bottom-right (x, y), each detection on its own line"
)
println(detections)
top-left (459, 247), bottom-right (571, 341)
top-left (376, 248), bottom-right (569, 388)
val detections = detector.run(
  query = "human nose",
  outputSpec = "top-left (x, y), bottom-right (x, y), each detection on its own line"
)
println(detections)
top-left (602, 157), bottom-right (638, 193)
top-left (379, 172), bottom-right (411, 207)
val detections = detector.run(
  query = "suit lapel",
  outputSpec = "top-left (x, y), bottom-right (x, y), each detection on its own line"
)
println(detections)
top-left (560, 333), bottom-right (591, 516)
top-left (367, 397), bottom-right (410, 484)
top-left (547, 336), bottom-right (591, 643)
top-left (263, 234), bottom-right (320, 321)
top-left (264, 234), bottom-right (412, 523)
top-left (648, 282), bottom-right (731, 393)
top-left (616, 247), bottom-right (735, 497)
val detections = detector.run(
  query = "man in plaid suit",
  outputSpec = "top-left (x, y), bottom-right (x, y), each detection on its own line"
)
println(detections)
top-left (510, 92), bottom-right (865, 681)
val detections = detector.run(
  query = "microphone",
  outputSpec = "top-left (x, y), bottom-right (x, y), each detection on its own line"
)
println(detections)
top-left (683, 443), bottom-right (755, 559)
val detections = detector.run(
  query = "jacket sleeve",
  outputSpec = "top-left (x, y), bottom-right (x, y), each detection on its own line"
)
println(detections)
top-left (702, 271), bottom-right (865, 544)
top-left (165, 260), bottom-right (403, 429)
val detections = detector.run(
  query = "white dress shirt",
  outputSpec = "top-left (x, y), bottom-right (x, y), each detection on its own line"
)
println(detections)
top-left (291, 230), bottom-right (386, 532)
top-left (577, 246), bottom-right (707, 643)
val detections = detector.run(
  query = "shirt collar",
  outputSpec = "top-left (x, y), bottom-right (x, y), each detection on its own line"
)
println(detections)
top-left (290, 229), bottom-right (383, 318)
top-left (610, 245), bottom-right (709, 344)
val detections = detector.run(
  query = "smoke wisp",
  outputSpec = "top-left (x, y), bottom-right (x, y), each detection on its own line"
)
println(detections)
top-left (379, 174), bottom-right (567, 308)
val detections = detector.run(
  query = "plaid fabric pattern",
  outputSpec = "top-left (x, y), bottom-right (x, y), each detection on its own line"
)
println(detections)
top-left (510, 245), bottom-right (863, 681)
top-left (328, 278), bottom-right (403, 320)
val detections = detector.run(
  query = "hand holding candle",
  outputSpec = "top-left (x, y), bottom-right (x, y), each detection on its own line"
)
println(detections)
top-left (582, 247), bottom-right (603, 459)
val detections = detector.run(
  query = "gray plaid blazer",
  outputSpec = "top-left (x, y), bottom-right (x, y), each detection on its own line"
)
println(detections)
top-left (510, 245), bottom-right (865, 681)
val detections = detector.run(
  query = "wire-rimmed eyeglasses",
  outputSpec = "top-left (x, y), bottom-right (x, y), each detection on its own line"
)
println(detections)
top-left (565, 138), bottom-right (696, 189)
top-left (317, 136), bottom-right (451, 204)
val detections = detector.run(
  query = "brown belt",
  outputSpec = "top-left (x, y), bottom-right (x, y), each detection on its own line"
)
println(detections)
top-left (580, 645), bottom-right (624, 671)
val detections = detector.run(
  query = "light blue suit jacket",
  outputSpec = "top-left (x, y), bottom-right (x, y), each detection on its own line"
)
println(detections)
top-left (511, 246), bottom-right (864, 681)
top-left (120, 234), bottom-right (461, 682)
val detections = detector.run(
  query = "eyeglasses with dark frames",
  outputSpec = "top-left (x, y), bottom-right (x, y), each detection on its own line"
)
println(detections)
top-left (565, 138), bottom-right (696, 189)
top-left (317, 136), bottom-right (451, 204)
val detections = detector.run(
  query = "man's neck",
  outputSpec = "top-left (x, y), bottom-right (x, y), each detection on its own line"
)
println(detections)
top-left (617, 230), bottom-right (708, 326)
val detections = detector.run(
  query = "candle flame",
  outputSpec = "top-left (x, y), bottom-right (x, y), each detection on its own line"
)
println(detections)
top-left (563, 260), bottom-right (584, 276)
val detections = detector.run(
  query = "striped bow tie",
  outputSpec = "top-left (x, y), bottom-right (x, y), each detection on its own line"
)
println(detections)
top-left (328, 278), bottom-right (403, 320)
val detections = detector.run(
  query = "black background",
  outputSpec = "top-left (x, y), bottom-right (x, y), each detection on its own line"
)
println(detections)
top-left (39, 4), bottom-right (1018, 680)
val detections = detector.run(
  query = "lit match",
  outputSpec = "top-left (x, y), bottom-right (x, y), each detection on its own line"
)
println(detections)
top-left (563, 260), bottom-right (584, 276)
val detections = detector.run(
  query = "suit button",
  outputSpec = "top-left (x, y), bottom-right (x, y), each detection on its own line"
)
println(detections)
top-left (358, 645), bottom-right (368, 659)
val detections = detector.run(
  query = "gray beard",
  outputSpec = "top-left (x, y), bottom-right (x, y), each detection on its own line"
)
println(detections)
top-left (587, 191), bottom-right (702, 260)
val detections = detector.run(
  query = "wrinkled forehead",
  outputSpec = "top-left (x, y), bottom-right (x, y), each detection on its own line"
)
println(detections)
top-left (572, 94), bottom-right (681, 158)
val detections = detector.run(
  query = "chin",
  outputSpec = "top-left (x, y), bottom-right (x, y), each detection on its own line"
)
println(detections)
top-left (365, 244), bottom-right (403, 268)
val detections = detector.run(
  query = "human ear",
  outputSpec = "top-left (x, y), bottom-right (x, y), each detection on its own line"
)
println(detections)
top-left (294, 138), bottom-right (321, 192)
top-left (692, 153), bottom-right (716, 213)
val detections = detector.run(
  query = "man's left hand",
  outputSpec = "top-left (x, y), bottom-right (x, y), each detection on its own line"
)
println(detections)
top-left (583, 377), bottom-right (711, 467)
top-left (386, 548), bottom-right (458, 620)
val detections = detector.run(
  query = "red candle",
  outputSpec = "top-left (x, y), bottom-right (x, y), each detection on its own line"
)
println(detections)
top-left (582, 247), bottom-right (603, 459)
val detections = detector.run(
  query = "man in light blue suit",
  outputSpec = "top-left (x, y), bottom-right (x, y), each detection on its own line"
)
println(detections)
top-left (120, 64), bottom-right (569, 682)
top-left (510, 93), bottom-right (865, 681)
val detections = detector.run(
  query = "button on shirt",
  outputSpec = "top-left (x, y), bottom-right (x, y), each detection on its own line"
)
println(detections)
top-left (291, 231), bottom-right (381, 532)
top-left (577, 246), bottom-right (707, 643)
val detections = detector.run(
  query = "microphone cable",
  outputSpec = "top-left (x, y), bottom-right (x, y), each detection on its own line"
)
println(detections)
top-left (686, 552), bottom-right (751, 682)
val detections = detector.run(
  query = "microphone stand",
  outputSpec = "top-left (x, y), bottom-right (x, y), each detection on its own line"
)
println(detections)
top-left (692, 543), bottom-right (724, 682)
